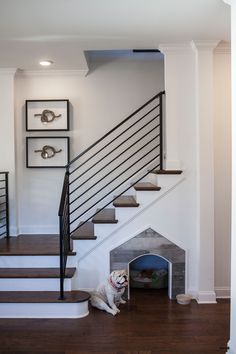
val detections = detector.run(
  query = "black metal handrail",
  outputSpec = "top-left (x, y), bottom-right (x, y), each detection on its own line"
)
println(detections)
top-left (58, 172), bottom-right (71, 300)
top-left (0, 172), bottom-right (9, 238)
top-left (58, 91), bottom-right (165, 299)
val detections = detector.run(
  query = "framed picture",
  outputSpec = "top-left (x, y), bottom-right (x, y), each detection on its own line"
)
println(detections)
top-left (26, 137), bottom-right (70, 168)
top-left (26, 99), bottom-right (69, 131)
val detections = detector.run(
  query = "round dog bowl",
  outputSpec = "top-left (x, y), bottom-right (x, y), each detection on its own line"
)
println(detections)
top-left (176, 294), bottom-right (192, 305)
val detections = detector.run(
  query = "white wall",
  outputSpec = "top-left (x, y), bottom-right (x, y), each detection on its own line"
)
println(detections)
top-left (0, 69), bottom-right (18, 235)
top-left (213, 45), bottom-right (231, 298)
top-left (14, 54), bottom-right (164, 234)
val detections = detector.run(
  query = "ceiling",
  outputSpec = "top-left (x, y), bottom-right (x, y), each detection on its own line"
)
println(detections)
top-left (0, 0), bottom-right (230, 71)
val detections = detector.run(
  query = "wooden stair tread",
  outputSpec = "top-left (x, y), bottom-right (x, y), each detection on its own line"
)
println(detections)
top-left (71, 222), bottom-right (97, 240)
top-left (151, 169), bottom-right (183, 175)
top-left (0, 235), bottom-right (76, 256)
top-left (134, 182), bottom-right (161, 191)
top-left (0, 267), bottom-right (76, 278)
top-left (92, 208), bottom-right (118, 224)
top-left (0, 290), bottom-right (90, 303)
top-left (113, 195), bottom-right (139, 207)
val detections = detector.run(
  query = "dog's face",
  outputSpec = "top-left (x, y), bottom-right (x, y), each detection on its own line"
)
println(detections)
top-left (110, 269), bottom-right (128, 289)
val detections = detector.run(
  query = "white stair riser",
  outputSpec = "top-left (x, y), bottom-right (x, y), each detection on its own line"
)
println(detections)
top-left (135, 190), bottom-right (160, 204)
top-left (114, 207), bottom-right (138, 221)
top-left (156, 174), bottom-right (183, 188)
top-left (0, 302), bottom-right (89, 318)
top-left (0, 255), bottom-right (76, 268)
top-left (93, 224), bottom-right (116, 237)
top-left (0, 278), bottom-right (71, 291)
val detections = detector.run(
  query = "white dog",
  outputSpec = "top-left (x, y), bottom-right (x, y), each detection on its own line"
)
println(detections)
top-left (90, 269), bottom-right (128, 316)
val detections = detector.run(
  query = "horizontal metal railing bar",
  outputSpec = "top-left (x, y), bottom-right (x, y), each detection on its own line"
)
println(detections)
top-left (0, 195), bottom-right (6, 198)
top-left (72, 162), bottom-right (161, 233)
top-left (0, 231), bottom-right (6, 237)
top-left (67, 92), bottom-right (164, 168)
top-left (0, 224), bottom-right (6, 229)
top-left (0, 217), bottom-right (6, 221)
top-left (0, 208), bottom-right (6, 212)
top-left (69, 107), bottom-right (160, 177)
top-left (0, 187), bottom-right (5, 190)
top-left (70, 123), bottom-right (160, 196)
top-left (70, 158), bottom-right (161, 231)
top-left (0, 172), bottom-right (9, 175)
top-left (70, 145), bottom-right (158, 223)
top-left (69, 114), bottom-right (160, 186)
top-left (70, 134), bottom-right (160, 206)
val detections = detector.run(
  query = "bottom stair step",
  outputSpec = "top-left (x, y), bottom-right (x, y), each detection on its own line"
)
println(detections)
top-left (0, 290), bottom-right (90, 303)
top-left (0, 290), bottom-right (90, 318)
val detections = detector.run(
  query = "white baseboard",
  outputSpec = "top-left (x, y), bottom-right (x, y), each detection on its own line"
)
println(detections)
top-left (196, 291), bottom-right (217, 304)
top-left (19, 225), bottom-right (59, 234)
top-left (9, 226), bottom-right (19, 236)
top-left (215, 286), bottom-right (231, 299)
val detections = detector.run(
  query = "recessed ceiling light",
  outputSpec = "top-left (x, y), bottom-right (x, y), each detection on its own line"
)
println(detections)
top-left (39, 60), bottom-right (54, 66)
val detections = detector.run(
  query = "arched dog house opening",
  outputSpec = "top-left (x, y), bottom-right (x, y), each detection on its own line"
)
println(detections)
top-left (110, 228), bottom-right (185, 299)
top-left (128, 254), bottom-right (171, 299)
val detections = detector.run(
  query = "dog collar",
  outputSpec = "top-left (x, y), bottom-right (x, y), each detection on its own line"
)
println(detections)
top-left (109, 276), bottom-right (125, 292)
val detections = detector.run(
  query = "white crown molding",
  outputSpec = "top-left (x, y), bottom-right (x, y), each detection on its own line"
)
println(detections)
top-left (214, 42), bottom-right (231, 54)
top-left (16, 69), bottom-right (88, 77)
top-left (158, 43), bottom-right (192, 54)
top-left (223, 0), bottom-right (234, 5)
top-left (191, 40), bottom-right (220, 52)
top-left (0, 68), bottom-right (17, 76)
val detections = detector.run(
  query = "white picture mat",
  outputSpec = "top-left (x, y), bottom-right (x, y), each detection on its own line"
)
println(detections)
top-left (27, 137), bottom-right (69, 167)
top-left (26, 101), bottom-right (68, 130)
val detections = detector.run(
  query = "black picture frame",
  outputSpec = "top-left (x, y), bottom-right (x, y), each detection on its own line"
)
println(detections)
top-left (26, 136), bottom-right (70, 168)
top-left (25, 99), bottom-right (69, 131)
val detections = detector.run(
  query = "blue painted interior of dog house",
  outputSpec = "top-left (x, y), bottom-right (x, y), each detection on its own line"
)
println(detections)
top-left (130, 254), bottom-right (168, 270)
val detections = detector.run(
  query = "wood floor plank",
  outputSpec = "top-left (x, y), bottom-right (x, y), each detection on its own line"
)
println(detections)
top-left (0, 289), bottom-right (229, 353)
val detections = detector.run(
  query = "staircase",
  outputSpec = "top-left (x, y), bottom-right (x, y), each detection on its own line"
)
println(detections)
top-left (0, 91), bottom-right (184, 318)
top-left (58, 91), bottom-right (166, 298)
top-left (0, 234), bottom-right (90, 318)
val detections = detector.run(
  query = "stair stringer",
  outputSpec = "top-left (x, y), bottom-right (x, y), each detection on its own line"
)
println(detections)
top-left (72, 173), bottom-right (187, 291)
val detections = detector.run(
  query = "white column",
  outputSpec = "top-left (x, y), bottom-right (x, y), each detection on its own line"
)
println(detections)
top-left (0, 69), bottom-right (18, 235)
top-left (158, 43), bottom-right (196, 170)
top-left (191, 40), bottom-right (219, 303)
top-left (222, 1), bottom-right (236, 352)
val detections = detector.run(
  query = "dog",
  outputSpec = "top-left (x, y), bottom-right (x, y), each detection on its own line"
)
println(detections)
top-left (90, 269), bottom-right (128, 316)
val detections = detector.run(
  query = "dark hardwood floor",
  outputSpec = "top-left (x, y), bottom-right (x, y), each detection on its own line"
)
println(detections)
top-left (0, 288), bottom-right (230, 354)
